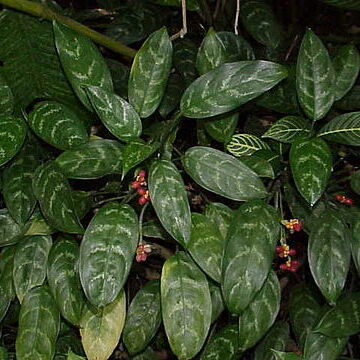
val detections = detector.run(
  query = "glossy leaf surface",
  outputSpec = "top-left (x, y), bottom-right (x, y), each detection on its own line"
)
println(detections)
top-left (204, 202), bottom-right (234, 241)
top-left (204, 113), bottom-right (238, 143)
top-left (0, 74), bottom-right (14, 115)
top-left (227, 133), bottom-right (270, 157)
top-left (240, 155), bottom-right (275, 179)
top-left (0, 209), bottom-right (26, 247)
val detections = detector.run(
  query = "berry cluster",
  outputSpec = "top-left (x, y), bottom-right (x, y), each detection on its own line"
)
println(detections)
top-left (335, 194), bottom-right (354, 205)
top-left (136, 243), bottom-right (152, 262)
top-left (281, 219), bottom-right (303, 233)
top-left (276, 244), bottom-right (296, 258)
top-left (131, 170), bottom-right (150, 205)
top-left (279, 259), bottom-right (298, 272)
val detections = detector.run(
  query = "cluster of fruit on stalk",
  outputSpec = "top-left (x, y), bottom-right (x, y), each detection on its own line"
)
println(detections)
top-left (131, 170), bottom-right (150, 205)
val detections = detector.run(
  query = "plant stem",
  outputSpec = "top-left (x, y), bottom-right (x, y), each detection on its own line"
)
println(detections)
top-left (138, 202), bottom-right (149, 245)
top-left (0, 0), bottom-right (137, 58)
top-left (94, 195), bottom-right (127, 207)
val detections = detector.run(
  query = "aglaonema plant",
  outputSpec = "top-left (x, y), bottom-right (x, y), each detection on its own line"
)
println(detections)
top-left (1, 0), bottom-right (360, 359)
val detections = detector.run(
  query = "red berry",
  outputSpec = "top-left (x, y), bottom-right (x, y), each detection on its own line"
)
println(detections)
top-left (291, 260), bottom-right (298, 266)
top-left (280, 264), bottom-right (288, 270)
top-left (344, 198), bottom-right (354, 205)
top-left (138, 196), bottom-right (148, 205)
top-left (137, 187), bottom-right (147, 196)
top-left (289, 249), bottom-right (297, 256)
top-left (276, 246), bottom-right (283, 253)
top-left (293, 222), bottom-right (302, 232)
top-left (335, 194), bottom-right (346, 202)
top-left (131, 181), bottom-right (141, 189)
top-left (289, 266), bottom-right (297, 273)
top-left (138, 170), bottom-right (146, 178)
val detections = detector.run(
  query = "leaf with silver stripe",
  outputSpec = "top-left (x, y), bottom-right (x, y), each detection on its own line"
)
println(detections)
top-left (183, 146), bottom-right (267, 201)
top-left (238, 270), bottom-right (281, 351)
top-left (0, 74), bottom-right (14, 115)
top-left (180, 61), bottom-right (287, 118)
top-left (28, 101), bottom-right (89, 150)
top-left (272, 351), bottom-right (301, 360)
top-left (47, 236), bottom-right (86, 326)
top-left (262, 116), bottom-right (311, 144)
top-left (187, 213), bottom-right (224, 283)
top-left (67, 351), bottom-right (85, 360)
top-left (79, 203), bottom-right (138, 307)
top-left (55, 139), bottom-right (123, 179)
top-left (123, 280), bottom-right (161, 355)
top-left (16, 286), bottom-right (60, 360)
top-left (200, 324), bottom-right (240, 360)
top-left (240, 155), bottom-right (275, 179)
top-left (217, 31), bottom-right (255, 61)
top-left (13, 235), bottom-right (52, 303)
top-left (222, 200), bottom-right (280, 314)
top-left (25, 208), bottom-right (56, 236)
top-left (161, 252), bottom-right (211, 360)
top-left (0, 209), bottom-right (27, 247)
top-left (318, 111), bottom-right (360, 146)
top-left (80, 290), bottom-right (126, 360)
top-left (204, 113), bottom-right (239, 143)
top-left (290, 137), bottom-right (332, 206)
top-left (209, 281), bottom-right (225, 323)
top-left (86, 86), bottom-right (142, 142)
top-left (128, 27), bottom-right (172, 118)
top-left (308, 209), bottom-right (350, 304)
top-left (227, 133), bottom-right (270, 157)
top-left (148, 160), bottom-right (191, 246)
top-left (32, 161), bottom-right (83, 234)
top-left (204, 202), bottom-right (234, 241)
top-left (296, 29), bottom-right (335, 121)
top-left (53, 21), bottom-right (113, 111)
top-left (0, 115), bottom-right (26, 167)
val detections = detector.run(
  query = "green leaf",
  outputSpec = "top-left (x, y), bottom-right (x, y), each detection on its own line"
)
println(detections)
top-left (222, 200), bottom-right (280, 314)
top-left (209, 281), bottom-right (225, 323)
top-left (351, 170), bottom-right (360, 195)
top-left (122, 140), bottom-right (159, 179)
top-left (123, 280), bottom-right (162, 355)
top-left (238, 271), bottom-right (281, 351)
top-left (290, 137), bottom-right (332, 206)
top-left (262, 116), bottom-right (311, 144)
top-left (227, 133), bottom-right (270, 157)
top-left (13, 235), bottom-right (52, 303)
top-left (254, 321), bottom-right (289, 360)
top-left (183, 146), bottom-right (267, 201)
top-left (288, 285), bottom-right (321, 349)
top-left (79, 203), bottom-right (138, 307)
top-left (296, 29), bottom-right (335, 121)
top-left (240, 155), bottom-right (275, 179)
top-left (0, 209), bottom-right (27, 247)
top-left (86, 86), bottom-right (142, 141)
top-left (332, 44), bottom-right (360, 101)
top-left (2, 151), bottom-right (39, 224)
top-left (72, 190), bottom-right (92, 220)
top-left (47, 236), bottom-right (86, 326)
top-left (308, 210), bottom-right (350, 304)
top-left (200, 324), bottom-right (239, 360)
top-left (196, 28), bottom-right (226, 75)
top-left (272, 351), bottom-right (301, 360)
top-left (24, 209), bottom-right (56, 236)
top-left (107, 59), bottom-right (129, 99)
top-left (318, 111), bottom-right (360, 145)
top-left (315, 292), bottom-right (360, 337)
top-left (53, 21), bottom-right (113, 111)
top-left (80, 290), bottom-right (126, 360)
top-left (28, 101), bottom-right (88, 150)
top-left (0, 347), bottom-right (8, 360)
top-left (0, 74), bottom-right (14, 115)
top-left (0, 115), bottom-right (26, 166)
top-left (204, 113), bottom-right (238, 143)
top-left (16, 286), bottom-right (60, 360)
top-left (148, 160), bottom-right (191, 246)
top-left (335, 85), bottom-right (360, 110)
top-left (130, 347), bottom-right (159, 360)
top-left (240, 0), bottom-right (283, 49)
top-left (142, 219), bottom-right (169, 240)
top-left (187, 213), bottom-right (224, 282)
top-left (217, 31), bottom-right (255, 61)
top-left (180, 61), bottom-right (288, 118)
top-left (173, 39), bottom-right (198, 86)
top-left (319, 0), bottom-right (360, 10)
top-left (154, 0), bottom-right (199, 11)
top-left (128, 27), bottom-right (172, 118)
top-left (55, 139), bottom-right (123, 179)
top-left (161, 252), bottom-right (211, 360)
top-left (67, 351), bottom-right (85, 360)
top-left (351, 213), bottom-right (360, 275)
top-left (204, 202), bottom-right (234, 241)
top-left (32, 161), bottom-right (84, 234)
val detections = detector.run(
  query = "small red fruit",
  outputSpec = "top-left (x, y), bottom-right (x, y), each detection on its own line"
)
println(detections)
top-left (138, 170), bottom-right (146, 178)
top-left (280, 264), bottom-right (288, 270)
top-left (335, 194), bottom-right (346, 202)
top-left (276, 246), bottom-right (283, 253)
top-left (344, 198), bottom-right (354, 205)
top-left (131, 181), bottom-right (141, 189)
top-left (288, 249), bottom-right (297, 256)
top-left (292, 221), bottom-right (303, 232)
top-left (138, 196), bottom-right (148, 205)
top-left (137, 187), bottom-right (147, 196)
top-left (289, 266), bottom-right (298, 273)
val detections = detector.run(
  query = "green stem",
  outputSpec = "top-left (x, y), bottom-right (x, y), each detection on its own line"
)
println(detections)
top-left (94, 195), bottom-right (127, 207)
top-left (0, 0), bottom-right (137, 58)
top-left (138, 202), bottom-right (149, 245)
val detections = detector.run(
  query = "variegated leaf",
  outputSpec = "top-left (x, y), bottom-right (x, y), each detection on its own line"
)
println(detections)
top-left (209, 281), bottom-right (225, 323)
top-left (254, 321), bottom-right (289, 360)
top-left (187, 213), bottom-right (225, 282)
top-left (13, 235), bottom-right (52, 303)
top-left (55, 139), bottom-right (123, 179)
top-left (217, 31), bottom-right (255, 61)
top-left (32, 161), bottom-right (83, 234)
top-left (240, 155), bottom-right (275, 179)
top-left (204, 202), bottom-right (234, 241)
top-left (318, 112), bottom-right (360, 145)
top-left (86, 86), bottom-right (142, 141)
top-left (262, 116), bottom-right (312, 144)
top-left (128, 27), bottom-right (172, 118)
top-left (238, 271), bottom-right (281, 351)
top-left (47, 236), bottom-right (86, 326)
top-left (315, 292), bottom-right (360, 337)
top-left (351, 170), bottom-right (360, 196)
top-left (308, 210), bottom-right (350, 304)
top-left (130, 347), bottom-right (158, 360)
top-left (204, 113), bottom-right (239, 143)
top-left (148, 160), bottom-right (191, 246)
top-left (240, 0), bottom-right (283, 49)
top-left (196, 28), bottom-right (226, 75)
top-left (351, 212), bottom-right (360, 276)
top-left (0, 115), bottom-right (26, 166)
top-left (142, 219), bottom-right (169, 240)
top-left (272, 351), bottom-right (301, 360)
top-left (0, 209), bottom-right (27, 247)
top-left (180, 61), bottom-right (288, 118)
top-left (53, 21), bottom-right (113, 111)
top-left (333, 44), bottom-right (360, 101)
top-left (106, 59), bottom-right (129, 99)
top-left (0, 347), bottom-right (8, 360)
top-left (296, 29), bottom-right (335, 121)
top-left (25, 209), bottom-right (56, 236)
top-left (123, 280), bottom-right (161, 355)
top-left (227, 133), bottom-right (270, 157)
top-left (222, 200), bottom-right (280, 314)
top-left (16, 286), bottom-right (60, 360)
top-left (0, 74), bottom-right (14, 115)
top-left (161, 252), bottom-right (211, 360)
top-left (290, 137), bottom-right (332, 206)
top-left (28, 101), bottom-right (89, 150)
top-left (79, 203), bottom-right (138, 307)
top-left (80, 290), bottom-right (126, 360)
top-left (183, 147), bottom-right (267, 201)
top-left (67, 351), bottom-right (85, 360)
top-left (200, 324), bottom-right (239, 360)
